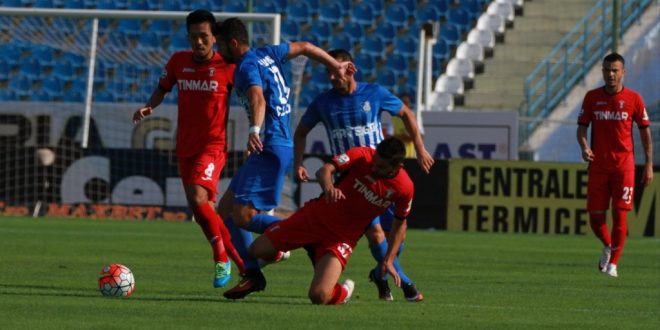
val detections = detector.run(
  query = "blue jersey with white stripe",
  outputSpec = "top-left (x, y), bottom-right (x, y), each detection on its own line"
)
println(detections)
top-left (234, 44), bottom-right (292, 147)
top-left (302, 82), bottom-right (403, 154)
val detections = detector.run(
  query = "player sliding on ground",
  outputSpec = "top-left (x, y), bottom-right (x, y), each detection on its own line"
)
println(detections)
top-left (247, 137), bottom-right (415, 304)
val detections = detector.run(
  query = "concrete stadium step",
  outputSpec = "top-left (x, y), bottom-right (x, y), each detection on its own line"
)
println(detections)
top-left (458, 0), bottom-right (600, 111)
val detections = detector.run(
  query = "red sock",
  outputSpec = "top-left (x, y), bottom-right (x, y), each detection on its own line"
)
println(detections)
top-left (327, 283), bottom-right (347, 305)
top-left (217, 218), bottom-right (246, 274)
top-left (589, 212), bottom-right (611, 247)
top-left (192, 203), bottom-right (228, 263)
top-left (610, 209), bottom-right (628, 265)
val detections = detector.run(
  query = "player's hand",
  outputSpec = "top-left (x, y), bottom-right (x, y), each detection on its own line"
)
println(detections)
top-left (133, 106), bottom-right (153, 124)
top-left (417, 149), bottom-right (435, 174)
top-left (333, 61), bottom-right (357, 83)
top-left (641, 163), bottom-right (654, 186)
top-left (380, 260), bottom-right (401, 288)
top-left (581, 147), bottom-right (594, 162)
top-left (323, 187), bottom-right (345, 203)
top-left (247, 132), bottom-right (263, 154)
top-left (296, 165), bottom-right (310, 182)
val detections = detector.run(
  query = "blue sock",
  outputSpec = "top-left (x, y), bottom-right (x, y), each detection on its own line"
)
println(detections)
top-left (371, 240), bottom-right (412, 285)
top-left (225, 217), bottom-right (259, 270)
top-left (247, 213), bottom-right (282, 234)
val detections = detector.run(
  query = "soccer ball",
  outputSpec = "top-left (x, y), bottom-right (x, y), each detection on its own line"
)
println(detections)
top-left (98, 264), bottom-right (135, 297)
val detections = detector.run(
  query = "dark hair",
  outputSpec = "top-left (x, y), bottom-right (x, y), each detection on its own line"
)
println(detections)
top-left (603, 52), bottom-right (625, 67)
top-left (186, 9), bottom-right (216, 34)
top-left (376, 137), bottom-right (406, 165)
top-left (216, 17), bottom-right (249, 44)
top-left (328, 49), bottom-right (353, 62)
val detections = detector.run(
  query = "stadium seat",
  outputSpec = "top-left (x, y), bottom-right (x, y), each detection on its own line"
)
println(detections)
top-left (0, 59), bottom-right (8, 81)
top-left (19, 57), bottom-right (42, 80)
top-left (361, 35), bottom-right (385, 57)
top-left (456, 41), bottom-right (485, 73)
top-left (385, 3), bottom-right (410, 30)
top-left (477, 13), bottom-right (505, 41)
top-left (0, 89), bottom-right (16, 101)
top-left (447, 8), bottom-right (471, 34)
top-left (223, 0), bottom-right (247, 12)
top-left (416, 4), bottom-right (441, 23)
top-left (467, 28), bottom-right (495, 57)
top-left (127, 0), bottom-right (148, 10)
top-left (385, 54), bottom-right (408, 76)
top-left (429, 91), bottom-right (454, 111)
top-left (351, 2), bottom-right (375, 29)
top-left (287, 2), bottom-right (310, 24)
top-left (158, 1), bottom-right (180, 11)
top-left (439, 23), bottom-right (461, 48)
top-left (42, 76), bottom-right (63, 95)
top-left (149, 20), bottom-right (172, 37)
top-left (62, 90), bottom-right (83, 102)
top-left (9, 76), bottom-right (32, 98)
top-left (63, 0), bottom-right (83, 8)
top-left (487, 1), bottom-right (515, 27)
top-left (375, 69), bottom-right (397, 88)
top-left (459, 0), bottom-right (486, 20)
top-left (33, 90), bottom-right (51, 102)
top-left (169, 35), bottom-right (189, 52)
top-left (253, 1), bottom-right (279, 14)
top-left (0, 44), bottom-right (22, 65)
top-left (33, 0), bottom-right (54, 7)
top-left (341, 22), bottom-right (365, 44)
top-left (374, 21), bottom-right (397, 40)
top-left (333, 0), bottom-right (350, 12)
top-left (318, 2), bottom-right (344, 24)
top-left (137, 31), bottom-right (160, 51)
top-left (281, 19), bottom-right (299, 40)
top-left (94, 90), bottom-right (116, 103)
top-left (329, 34), bottom-right (352, 51)
top-left (354, 53), bottom-right (376, 76)
top-left (435, 74), bottom-right (464, 94)
top-left (393, 37), bottom-right (417, 57)
top-left (309, 20), bottom-right (333, 44)
top-left (446, 58), bottom-right (475, 89)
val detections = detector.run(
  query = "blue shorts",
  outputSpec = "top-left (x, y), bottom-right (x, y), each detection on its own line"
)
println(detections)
top-left (229, 145), bottom-right (293, 211)
top-left (369, 205), bottom-right (396, 232)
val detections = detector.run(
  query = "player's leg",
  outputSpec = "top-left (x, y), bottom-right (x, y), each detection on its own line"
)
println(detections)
top-left (309, 253), bottom-right (353, 305)
top-left (606, 169), bottom-right (635, 277)
top-left (365, 218), bottom-right (393, 300)
top-left (180, 152), bottom-right (235, 288)
top-left (586, 169), bottom-right (613, 272)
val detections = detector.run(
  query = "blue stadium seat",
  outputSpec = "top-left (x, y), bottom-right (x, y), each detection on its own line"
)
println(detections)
top-left (393, 37), bottom-right (417, 57)
top-left (425, 0), bottom-right (449, 20)
top-left (362, 0), bottom-right (384, 13)
top-left (117, 19), bottom-right (141, 38)
top-left (254, 0), bottom-right (279, 13)
top-left (448, 8), bottom-right (471, 34)
top-left (287, 2), bottom-right (310, 24)
top-left (341, 22), bottom-right (365, 44)
top-left (396, 0), bottom-right (416, 13)
top-left (223, 0), bottom-right (247, 12)
top-left (0, 59), bottom-right (8, 81)
top-left (318, 2), bottom-right (343, 24)
top-left (19, 57), bottom-right (42, 80)
top-left (32, 45), bottom-right (55, 69)
top-left (94, 90), bottom-right (116, 103)
top-left (385, 54), bottom-right (408, 76)
top-left (9, 76), bottom-right (32, 98)
top-left (62, 90), bottom-right (83, 102)
top-left (159, 1), bottom-right (180, 11)
top-left (33, 0), bottom-right (54, 7)
top-left (351, 2), bottom-right (375, 29)
top-left (384, 3), bottom-right (410, 30)
top-left (0, 44), bottom-right (22, 64)
top-left (53, 60), bottom-right (74, 82)
top-left (2, 0), bottom-right (23, 7)
top-left (440, 23), bottom-right (461, 48)
top-left (33, 90), bottom-right (51, 102)
top-left (42, 76), bottom-right (63, 95)
top-left (137, 31), bottom-right (161, 50)
top-left (127, 0), bottom-right (147, 10)
top-left (416, 4), bottom-right (442, 23)
top-left (0, 89), bottom-right (17, 101)
top-left (169, 35), bottom-right (189, 52)
top-left (302, 0), bottom-right (320, 16)
top-left (353, 53), bottom-right (376, 77)
top-left (309, 20), bottom-right (333, 44)
top-left (374, 22), bottom-right (397, 40)
top-left (280, 19), bottom-right (299, 41)
top-left (329, 34), bottom-right (352, 51)
top-left (460, 0), bottom-right (486, 20)
top-left (375, 69), bottom-right (397, 89)
top-left (63, 0), bottom-right (83, 8)
top-left (149, 20), bottom-right (172, 37)
top-left (361, 35), bottom-right (384, 57)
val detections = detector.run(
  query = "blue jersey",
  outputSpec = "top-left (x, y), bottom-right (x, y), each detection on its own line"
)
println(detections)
top-left (234, 44), bottom-right (293, 147)
top-left (302, 82), bottom-right (403, 154)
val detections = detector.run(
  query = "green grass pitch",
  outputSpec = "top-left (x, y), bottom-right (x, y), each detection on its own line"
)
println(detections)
top-left (0, 216), bottom-right (658, 329)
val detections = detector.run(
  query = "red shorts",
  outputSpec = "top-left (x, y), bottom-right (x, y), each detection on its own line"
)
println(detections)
top-left (178, 149), bottom-right (226, 202)
top-left (587, 167), bottom-right (635, 211)
top-left (264, 208), bottom-right (356, 269)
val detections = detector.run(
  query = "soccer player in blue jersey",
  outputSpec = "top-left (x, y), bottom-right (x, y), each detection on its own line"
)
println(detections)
top-left (215, 18), bottom-right (356, 299)
top-left (293, 49), bottom-right (434, 302)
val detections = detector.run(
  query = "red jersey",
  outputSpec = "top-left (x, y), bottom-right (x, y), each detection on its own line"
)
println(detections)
top-left (159, 51), bottom-right (235, 157)
top-left (577, 86), bottom-right (650, 172)
top-left (298, 147), bottom-right (414, 244)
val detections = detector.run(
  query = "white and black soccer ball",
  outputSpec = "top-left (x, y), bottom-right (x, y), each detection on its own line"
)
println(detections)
top-left (98, 264), bottom-right (135, 298)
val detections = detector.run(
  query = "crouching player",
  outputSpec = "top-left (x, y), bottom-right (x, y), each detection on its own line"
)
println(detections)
top-left (248, 138), bottom-right (414, 304)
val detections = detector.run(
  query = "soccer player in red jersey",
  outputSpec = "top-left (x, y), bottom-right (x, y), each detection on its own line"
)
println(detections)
top-left (249, 137), bottom-right (414, 304)
top-left (577, 52), bottom-right (654, 277)
top-left (132, 10), bottom-right (244, 287)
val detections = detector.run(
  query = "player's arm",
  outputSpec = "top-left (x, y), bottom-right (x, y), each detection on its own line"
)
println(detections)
top-left (381, 217), bottom-right (407, 287)
top-left (315, 163), bottom-right (345, 203)
top-left (294, 122), bottom-right (313, 181)
top-left (246, 85), bottom-right (266, 153)
top-left (287, 41), bottom-right (356, 81)
top-left (576, 125), bottom-right (594, 162)
top-left (133, 87), bottom-right (167, 124)
top-left (639, 126), bottom-right (653, 186)
top-left (397, 105), bottom-right (434, 173)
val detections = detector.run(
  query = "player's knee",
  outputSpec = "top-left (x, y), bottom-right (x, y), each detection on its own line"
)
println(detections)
top-left (365, 226), bottom-right (385, 245)
top-left (308, 287), bottom-right (331, 305)
top-left (248, 237), bottom-right (271, 259)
